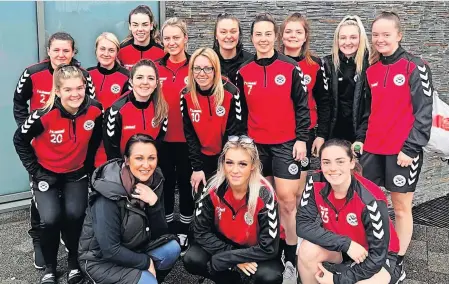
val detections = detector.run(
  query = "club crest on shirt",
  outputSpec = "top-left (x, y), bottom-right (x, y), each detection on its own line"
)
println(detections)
top-left (275, 74), bottom-right (286, 86)
top-left (184, 76), bottom-right (189, 85)
top-left (38, 181), bottom-right (49, 192)
top-left (84, 120), bottom-right (95, 131)
top-left (151, 118), bottom-right (157, 128)
top-left (304, 74), bottom-right (312, 85)
top-left (393, 74), bottom-right (406, 86)
top-left (244, 212), bottom-right (254, 225)
top-left (216, 106), bottom-right (226, 117)
top-left (111, 84), bottom-right (121, 94)
top-left (346, 213), bottom-right (358, 226)
top-left (288, 163), bottom-right (299, 175)
top-left (393, 175), bottom-right (406, 187)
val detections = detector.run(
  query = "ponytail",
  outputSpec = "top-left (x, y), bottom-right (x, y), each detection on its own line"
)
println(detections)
top-left (122, 5), bottom-right (161, 45)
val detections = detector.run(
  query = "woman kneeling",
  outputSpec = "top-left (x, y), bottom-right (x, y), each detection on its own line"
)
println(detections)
top-left (183, 135), bottom-right (283, 284)
top-left (78, 134), bottom-right (180, 284)
top-left (296, 139), bottom-right (402, 284)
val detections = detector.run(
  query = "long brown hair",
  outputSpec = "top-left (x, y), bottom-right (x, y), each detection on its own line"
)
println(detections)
top-left (369, 11), bottom-right (402, 65)
top-left (122, 5), bottom-right (161, 45)
top-left (318, 139), bottom-right (363, 175)
top-left (130, 59), bottom-right (168, 126)
top-left (278, 12), bottom-right (314, 65)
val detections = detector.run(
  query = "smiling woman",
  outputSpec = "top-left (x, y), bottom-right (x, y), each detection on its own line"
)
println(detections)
top-left (13, 64), bottom-right (103, 284)
top-left (79, 133), bottom-right (180, 284)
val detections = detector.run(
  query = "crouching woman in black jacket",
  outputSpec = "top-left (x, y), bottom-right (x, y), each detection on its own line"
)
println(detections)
top-left (78, 134), bottom-right (181, 284)
top-left (183, 135), bottom-right (283, 284)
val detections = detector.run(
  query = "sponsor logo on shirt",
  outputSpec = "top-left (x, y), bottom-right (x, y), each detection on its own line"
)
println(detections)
top-left (124, 125), bottom-right (136, 130)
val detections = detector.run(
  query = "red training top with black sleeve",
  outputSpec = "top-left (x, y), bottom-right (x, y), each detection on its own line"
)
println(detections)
top-left (13, 96), bottom-right (103, 176)
top-left (88, 62), bottom-right (131, 167)
top-left (193, 179), bottom-right (280, 272)
top-left (103, 90), bottom-right (168, 160)
top-left (297, 172), bottom-right (400, 284)
top-left (359, 46), bottom-right (433, 157)
top-left (288, 54), bottom-right (331, 138)
top-left (13, 59), bottom-right (96, 126)
top-left (180, 79), bottom-right (243, 171)
top-left (118, 39), bottom-right (165, 70)
top-left (156, 53), bottom-right (190, 142)
top-left (235, 50), bottom-right (310, 144)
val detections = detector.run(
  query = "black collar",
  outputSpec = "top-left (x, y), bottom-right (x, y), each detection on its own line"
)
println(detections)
top-left (319, 174), bottom-right (356, 202)
top-left (129, 91), bottom-right (154, 109)
top-left (158, 52), bottom-right (190, 67)
top-left (96, 61), bottom-right (121, 75)
top-left (132, 39), bottom-right (161, 52)
top-left (54, 95), bottom-right (89, 119)
top-left (216, 181), bottom-right (250, 205)
top-left (380, 46), bottom-right (406, 65)
top-left (286, 51), bottom-right (305, 63)
top-left (196, 83), bottom-right (214, 96)
top-left (338, 50), bottom-right (355, 64)
top-left (254, 49), bottom-right (278, 66)
top-left (48, 58), bottom-right (81, 75)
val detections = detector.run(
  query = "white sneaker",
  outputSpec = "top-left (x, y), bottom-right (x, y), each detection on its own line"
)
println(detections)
top-left (178, 234), bottom-right (190, 256)
top-left (283, 261), bottom-right (298, 284)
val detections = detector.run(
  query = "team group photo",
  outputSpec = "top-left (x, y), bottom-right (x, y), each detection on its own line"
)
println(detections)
top-left (2, 1), bottom-right (449, 284)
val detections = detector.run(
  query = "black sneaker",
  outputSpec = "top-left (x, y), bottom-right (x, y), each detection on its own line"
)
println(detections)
top-left (391, 260), bottom-right (406, 284)
top-left (33, 244), bottom-right (45, 270)
top-left (40, 272), bottom-right (56, 284)
top-left (67, 269), bottom-right (83, 284)
top-left (178, 234), bottom-right (190, 256)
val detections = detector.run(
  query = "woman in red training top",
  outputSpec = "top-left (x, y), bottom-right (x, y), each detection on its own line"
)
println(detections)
top-left (279, 12), bottom-right (331, 202)
top-left (156, 17), bottom-right (193, 252)
top-left (119, 5), bottom-right (165, 70)
top-left (12, 31), bottom-right (96, 271)
top-left (354, 11), bottom-right (434, 281)
top-left (235, 14), bottom-right (310, 279)
top-left (88, 32), bottom-right (131, 168)
top-left (181, 47), bottom-right (243, 194)
top-left (297, 139), bottom-right (402, 284)
top-left (13, 65), bottom-right (103, 284)
top-left (183, 135), bottom-right (282, 284)
top-left (103, 59), bottom-right (168, 160)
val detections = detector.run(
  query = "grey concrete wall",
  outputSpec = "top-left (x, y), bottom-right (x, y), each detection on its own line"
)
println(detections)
top-left (166, 1), bottom-right (449, 200)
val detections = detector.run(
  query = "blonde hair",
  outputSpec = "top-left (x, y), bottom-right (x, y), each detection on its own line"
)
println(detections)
top-left (205, 137), bottom-right (273, 220)
top-left (161, 17), bottom-right (188, 51)
top-left (279, 12), bottom-right (314, 65)
top-left (331, 15), bottom-right (370, 74)
top-left (95, 32), bottom-right (120, 52)
top-left (43, 65), bottom-right (86, 112)
top-left (187, 48), bottom-right (224, 109)
top-left (369, 11), bottom-right (402, 65)
top-left (130, 59), bottom-right (168, 126)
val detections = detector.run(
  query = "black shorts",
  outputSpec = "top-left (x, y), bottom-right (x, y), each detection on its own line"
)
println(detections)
top-left (302, 129), bottom-right (316, 172)
top-left (360, 151), bottom-right (424, 193)
top-left (256, 139), bottom-right (301, 180)
top-left (337, 252), bottom-right (398, 277)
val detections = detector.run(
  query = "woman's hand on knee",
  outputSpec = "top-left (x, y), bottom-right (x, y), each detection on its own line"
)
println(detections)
top-left (315, 263), bottom-right (334, 284)
top-left (237, 262), bottom-right (258, 276)
top-left (347, 241), bottom-right (368, 264)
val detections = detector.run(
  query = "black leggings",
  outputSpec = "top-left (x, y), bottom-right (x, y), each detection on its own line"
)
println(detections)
top-left (159, 142), bottom-right (193, 233)
top-left (183, 245), bottom-right (283, 284)
top-left (32, 176), bottom-right (88, 270)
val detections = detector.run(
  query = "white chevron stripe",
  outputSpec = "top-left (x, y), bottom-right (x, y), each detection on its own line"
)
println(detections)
top-left (373, 230), bottom-right (384, 239)
top-left (411, 163), bottom-right (419, 171)
top-left (269, 229), bottom-right (277, 238)
top-left (269, 220), bottom-right (277, 229)
top-left (236, 114), bottom-right (242, 120)
top-left (423, 88), bottom-right (432, 97)
top-left (417, 65), bottom-right (427, 72)
top-left (234, 93), bottom-right (240, 100)
top-left (370, 211), bottom-right (381, 222)
top-left (107, 122), bottom-right (114, 130)
top-left (408, 178), bottom-right (416, 185)
top-left (366, 201), bottom-right (378, 212)
top-left (373, 220), bottom-right (383, 230)
top-left (419, 72), bottom-right (428, 81)
top-left (198, 202), bottom-right (203, 208)
top-left (108, 116), bottom-right (115, 123)
top-left (109, 109), bottom-right (118, 116)
top-left (421, 80), bottom-right (430, 89)
top-left (107, 130), bottom-right (114, 137)
top-left (266, 200), bottom-right (274, 211)
top-left (32, 112), bottom-right (39, 120)
top-left (196, 209), bottom-right (201, 216)
top-left (268, 210), bottom-right (276, 220)
top-left (302, 191), bottom-right (310, 199)
top-left (410, 171), bottom-right (417, 178)
top-left (235, 101), bottom-right (241, 108)
top-left (300, 198), bottom-right (308, 207)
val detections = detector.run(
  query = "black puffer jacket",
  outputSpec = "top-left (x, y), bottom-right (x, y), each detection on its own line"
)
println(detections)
top-left (78, 159), bottom-right (169, 284)
top-left (323, 51), bottom-right (370, 141)
top-left (214, 44), bottom-right (252, 86)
